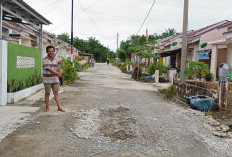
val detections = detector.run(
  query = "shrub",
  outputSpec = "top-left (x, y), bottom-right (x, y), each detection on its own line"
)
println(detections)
top-left (132, 65), bottom-right (142, 80)
top-left (7, 72), bottom-right (42, 93)
top-left (120, 63), bottom-right (127, 73)
top-left (74, 60), bottom-right (82, 71)
top-left (164, 85), bottom-right (177, 99)
top-left (111, 60), bottom-right (117, 67)
top-left (185, 61), bottom-right (210, 79)
top-left (77, 56), bottom-right (87, 61)
top-left (61, 58), bottom-right (79, 83)
top-left (148, 63), bottom-right (170, 76)
top-left (82, 63), bottom-right (89, 71)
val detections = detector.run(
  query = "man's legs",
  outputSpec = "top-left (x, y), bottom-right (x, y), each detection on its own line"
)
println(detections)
top-left (44, 84), bottom-right (51, 112)
top-left (52, 84), bottom-right (65, 112)
top-left (53, 91), bottom-right (65, 112)
top-left (45, 93), bottom-right (50, 112)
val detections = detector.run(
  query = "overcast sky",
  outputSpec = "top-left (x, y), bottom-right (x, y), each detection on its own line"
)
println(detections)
top-left (24, 0), bottom-right (232, 51)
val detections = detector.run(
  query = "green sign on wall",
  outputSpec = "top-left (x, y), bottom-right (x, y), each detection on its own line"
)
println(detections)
top-left (171, 42), bottom-right (178, 46)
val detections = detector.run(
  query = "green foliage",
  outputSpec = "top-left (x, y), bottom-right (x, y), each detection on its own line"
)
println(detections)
top-left (73, 37), bottom-right (87, 52)
top-left (148, 63), bottom-right (170, 76)
top-left (111, 60), bottom-right (118, 67)
top-left (118, 49), bottom-right (127, 61)
top-left (120, 63), bottom-right (127, 73)
top-left (61, 58), bottom-right (79, 83)
top-left (125, 59), bottom-right (132, 70)
top-left (132, 65), bottom-right (142, 80)
top-left (7, 72), bottom-right (42, 93)
top-left (57, 33), bottom-right (71, 44)
top-left (119, 29), bottom-right (179, 60)
top-left (82, 63), bottom-right (90, 71)
top-left (161, 28), bottom-right (178, 38)
top-left (77, 56), bottom-right (86, 61)
top-left (205, 71), bottom-right (213, 79)
top-left (185, 61), bottom-right (210, 79)
top-left (74, 59), bottom-right (83, 71)
top-left (164, 85), bottom-right (177, 99)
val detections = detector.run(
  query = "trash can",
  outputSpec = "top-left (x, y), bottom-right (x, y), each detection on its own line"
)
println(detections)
top-left (218, 63), bottom-right (231, 82)
top-left (186, 95), bottom-right (215, 111)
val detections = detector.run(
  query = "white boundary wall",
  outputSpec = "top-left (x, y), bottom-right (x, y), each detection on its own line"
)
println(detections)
top-left (7, 83), bottom-right (44, 103)
top-left (0, 40), bottom-right (7, 106)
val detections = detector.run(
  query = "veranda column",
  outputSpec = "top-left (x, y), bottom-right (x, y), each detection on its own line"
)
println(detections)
top-left (210, 45), bottom-right (218, 81)
top-left (0, 40), bottom-right (8, 105)
top-left (226, 44), bottom-right (232, 68)
top-left (39, 24), bottom-right (43, 75)
top-left (0, 2), bottom-right (2, 40)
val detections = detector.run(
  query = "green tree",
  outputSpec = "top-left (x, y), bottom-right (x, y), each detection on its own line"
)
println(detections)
top-left (57, 33), bottom-right (71, 44)
top-left (161, 28), bottom-right (178, 38)
top-left (73, 37), bottom-right (87, 52)
top-left (118, 49), bottom-right (127, 61)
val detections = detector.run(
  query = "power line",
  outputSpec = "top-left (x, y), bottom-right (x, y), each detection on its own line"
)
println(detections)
top-left (78, 1), bottom-right (105, 36)
top-left (48, 0), bottom-right (105, 32)
top-left (78, 1), bottom-right (112, 47)
top-left (40, 0), bottom-right (64, 13)
top-left (42, 0), bottom-right (66, 14)
top-left (136, 0), bottom-right (157, 35)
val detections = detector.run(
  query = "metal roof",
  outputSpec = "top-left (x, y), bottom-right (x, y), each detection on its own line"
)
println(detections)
top-left (1, 0), bottom-right (51, 27)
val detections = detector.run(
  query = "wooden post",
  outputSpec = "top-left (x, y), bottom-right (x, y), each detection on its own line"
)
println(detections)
top-left (155, 70), bottom-right (159, 84)
top-left (218, 81), bottom-right (229, 110)
top-left (180, 0), bottom-right (189, 82)
top-left (224, 81), bottom-right (229, 109)
top-left (0, 2), bottom-right (2, 40)
top-left (218, 82), bottom-right (222, 109)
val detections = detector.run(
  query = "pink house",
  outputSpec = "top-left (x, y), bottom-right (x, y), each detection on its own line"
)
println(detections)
top-left (157, 20), bottom-right (231, 80)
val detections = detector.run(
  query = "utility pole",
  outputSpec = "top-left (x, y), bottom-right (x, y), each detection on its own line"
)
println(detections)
top-left (180, 0), bottom-right (189, 82)
top-left (70, 0), bottom-right (74, 66)
top-left (116, 33), bottom-right (119, 58)
top-left (0, 2), bottom-right (2, 40)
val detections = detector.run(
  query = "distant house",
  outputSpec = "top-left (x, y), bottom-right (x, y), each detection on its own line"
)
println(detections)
top-left (156, 20), bottom-right (231, 80)
top-left (208, 21), bottom-right (232, 80)
top-left (0, 0), bottom-right (79, 105)
top-left (2, 21), bottom-right (79, 59)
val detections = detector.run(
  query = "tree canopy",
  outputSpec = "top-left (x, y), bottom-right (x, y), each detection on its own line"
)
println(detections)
top-left (57, 33), bottom-right (71, 44)
top-left (119, 28), bottom-right (179, 61)
top-left (57, 34), bottom-right (116, 63)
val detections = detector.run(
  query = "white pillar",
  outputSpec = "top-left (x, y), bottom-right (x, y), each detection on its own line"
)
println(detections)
top-left (210, 45), bottom-right (218, 81)
top-left (226, 44), bottom-right (232, 68)
top-left (155, 70), bottom-right (159, 84)
top-left (194, 42), bottom-right (199, 62)
top-left (0, 40), bottom-right (8, 105)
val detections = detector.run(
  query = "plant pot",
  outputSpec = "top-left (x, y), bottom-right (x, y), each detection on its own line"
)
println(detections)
top-left (159, 77), bottom-right (165, 82)
top-left (205, 77), bottom-right (212, 82)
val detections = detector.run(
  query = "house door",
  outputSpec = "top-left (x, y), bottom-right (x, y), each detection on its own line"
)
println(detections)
top-left (170, 55), bottom-right (176, 68)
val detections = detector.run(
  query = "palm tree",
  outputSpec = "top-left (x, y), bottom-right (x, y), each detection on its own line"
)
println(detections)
top-left (162, 28), bottom-right (177, 38)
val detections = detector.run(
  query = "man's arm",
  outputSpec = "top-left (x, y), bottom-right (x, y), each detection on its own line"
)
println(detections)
top-left (46, 68), bottom-right (63, 79)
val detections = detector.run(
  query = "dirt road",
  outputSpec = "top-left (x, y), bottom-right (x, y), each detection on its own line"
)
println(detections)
top-left (1, 63), bottom-right (232, 157)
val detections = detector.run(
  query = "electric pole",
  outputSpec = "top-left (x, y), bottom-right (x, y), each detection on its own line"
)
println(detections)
top-left (116, 33), bottom-right (119, 58)
top-left (71, 0), bottom-right (74, 66)
top-left (180, 0), bottom-right (189, 82)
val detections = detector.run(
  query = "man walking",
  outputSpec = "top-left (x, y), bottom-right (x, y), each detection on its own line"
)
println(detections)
top-left (43, 45), bottom-right (65, 112)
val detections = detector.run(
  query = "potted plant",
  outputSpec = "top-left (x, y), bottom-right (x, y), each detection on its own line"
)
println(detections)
top-left (205, 71), bottom-right (213, 81)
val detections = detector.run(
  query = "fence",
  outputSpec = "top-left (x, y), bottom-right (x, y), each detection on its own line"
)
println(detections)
top-left (173, 80), bottom-right (228, 110)
top-left (7, 43), bottom-right (42, 92)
